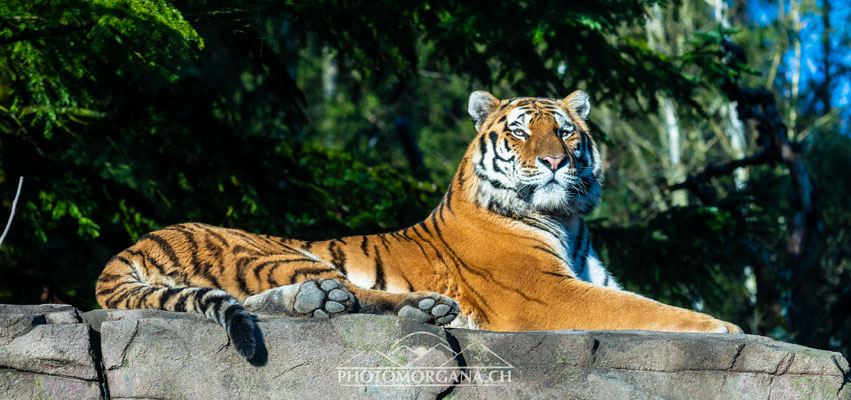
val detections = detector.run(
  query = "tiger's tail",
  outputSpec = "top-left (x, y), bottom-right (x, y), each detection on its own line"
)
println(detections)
top-left (95, 252), bottom-right (257, 359)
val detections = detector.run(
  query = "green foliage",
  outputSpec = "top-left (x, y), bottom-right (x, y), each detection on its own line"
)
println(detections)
top-left (0, 0), bottom-right (202, 136)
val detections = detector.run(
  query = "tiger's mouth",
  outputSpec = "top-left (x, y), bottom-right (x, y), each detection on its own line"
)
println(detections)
top-left (528, 182), bottom-right (569, 211)
top-left (514, 168), bottom-right (599, 212)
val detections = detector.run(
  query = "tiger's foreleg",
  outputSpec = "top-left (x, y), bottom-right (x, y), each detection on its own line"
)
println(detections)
top-left (243, 275), bottom-right (460, 326)
top-left (492, 277), bottom-right (742, 333)
top-left (347, 286), bottom-right (460, 326)
top-left (242, 277), bottom-right (357, 318)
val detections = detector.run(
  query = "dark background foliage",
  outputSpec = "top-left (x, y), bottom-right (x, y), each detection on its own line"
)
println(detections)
top-left (1, 0), bottom-right (849, 358)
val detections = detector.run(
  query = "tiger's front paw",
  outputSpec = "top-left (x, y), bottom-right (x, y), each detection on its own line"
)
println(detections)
top-left (686, 316), bottom-right (743, 334)
top-left (395, 292), bottom-right (460, 326)
top-left (719, 320), bottom-right (744, 334)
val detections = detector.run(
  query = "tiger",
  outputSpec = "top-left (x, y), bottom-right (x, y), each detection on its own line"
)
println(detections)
top-left (96, 90), bottom-right (742, 360)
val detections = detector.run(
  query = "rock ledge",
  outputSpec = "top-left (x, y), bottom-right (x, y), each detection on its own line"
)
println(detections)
top-left (1, 304), bottom-right (848, 399)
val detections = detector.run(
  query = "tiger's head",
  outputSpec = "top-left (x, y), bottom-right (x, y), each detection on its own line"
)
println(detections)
top-left (464, 90), bottom-right (603, 218)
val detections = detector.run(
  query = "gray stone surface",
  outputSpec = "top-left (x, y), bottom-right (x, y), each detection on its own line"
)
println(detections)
top-left (91, 309), bottom-right (455, 400)
top-left (0, 369), bottom-right (101, 400)
top-left (0, 304), bottom-right (101, 400)
top-left (2, 303), bottom-right (850, 400)
top-left (447, 329), bottom-right (851, 400)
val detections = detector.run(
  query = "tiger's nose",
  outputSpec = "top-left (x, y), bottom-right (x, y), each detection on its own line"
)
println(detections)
top-left (539, 156), bottom-right (566, 172)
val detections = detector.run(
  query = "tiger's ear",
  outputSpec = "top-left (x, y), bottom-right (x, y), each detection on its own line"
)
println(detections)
top-left (468, 91), bottom-right (500, 131)
top-left (563, 90), bottom-right (591, 120)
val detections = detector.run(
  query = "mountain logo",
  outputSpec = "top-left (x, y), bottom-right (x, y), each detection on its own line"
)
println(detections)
top-left (336, 331), bottom-right (514, 387)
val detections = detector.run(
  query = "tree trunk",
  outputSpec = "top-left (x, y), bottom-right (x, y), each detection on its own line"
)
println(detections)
top-left (789, 0), bottom-right (803, 136)
top-left (820, 0), bottom-right (832, 113)
top-left (647, 4), bottom-right (687, 206)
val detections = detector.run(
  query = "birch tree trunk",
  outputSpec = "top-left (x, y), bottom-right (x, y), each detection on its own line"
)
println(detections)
top-left (709, 0), bottom-right (749, 189)
top-left (647, 4), bottom-right (687, 206)
top-left (789, 0), bottom-right (803, 136)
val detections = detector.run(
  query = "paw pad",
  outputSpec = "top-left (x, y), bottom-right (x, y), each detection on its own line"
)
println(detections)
top-left (293, 278), bottom-right (355, 318)
top-left (397, 292), bottom-right (460, 326)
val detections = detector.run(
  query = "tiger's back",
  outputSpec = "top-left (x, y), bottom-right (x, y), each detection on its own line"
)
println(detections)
top-left (97, 221), bottom-right (455, 308)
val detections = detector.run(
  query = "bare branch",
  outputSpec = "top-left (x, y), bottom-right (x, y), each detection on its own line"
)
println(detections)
top-left (671, 151), bottom-right (776, 192)
top-left (0, 177), bottom-right (24, 249)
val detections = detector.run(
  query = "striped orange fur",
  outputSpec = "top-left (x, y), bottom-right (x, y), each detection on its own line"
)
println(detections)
top-left (96, 90), bottom-right (741, 360)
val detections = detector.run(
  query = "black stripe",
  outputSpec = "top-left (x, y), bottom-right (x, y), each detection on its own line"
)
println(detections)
top-left (173, 290), bottom-right (192, 312)
top-left (572, 221), bottom-right (586, 262)
top-left (575, 227), bottom-right (591, 276)
top-left (201, 293), bottom-right (226, 316)
top-left (263, 257), bottom-right (325, 286)
top-left (372, 245), bottom-right (386, 290)
top-left (146, 256), bottom-right (166, 273)
top-left (410, 224), bottom-right (446, 265)
top-left (288, 267), bottom-right (336, 284)
top-left (173, 228), bottom-right (203, 277)
top-left (475, 171), bottom-right (510, 190)
top-left (158, 287), bottom-right (184, 309)
top-left (103, 283), bottom-right (132, 308)
top-left (400, 229), bottom-right (430, 259)
top-left (234, 257), bottom-right (253, 295)
top-left (360, 235), bottom-right (370, 257)
top-left (201, 262), bottom-right (222, 288)
top-left (252, 260), bottom-right (281, 282)
top-left (377, 234), bottom-right (392, 252)
top-left (478, 134), bottom-right (488, 170)
top-left (132, 286), bottom-right (154, 309)
top-left (206, 229), bottom-right (228, 247)
top-left (143, 233), bottom-right (182, 268)
top-left (456, 157), bottom-right (467, 186)
top-left (532, 245), bottom-right (565, 262)
top-left (96, 285), bottom-right (120, 297)
top-left (580, 231), bottom-right (592, 270)
top-left (231, 231), bottom-right (267, 249)
top-left (430, 212), bottom-right (444, 240)
top-left (417, 221), bottom-right (431, 236)
top-left (97, 272), bottom-right (123, 283)
top-left (329, 241), bottom-right (348, 275)
top-left (204, 236), bottom-right (223, 258)
top-left (192, 288), bottom-right (214, 311)
top-left (164, 224), bottom-right (194, 234)
top-left (492, 149), bottom-right (515, 173)
top-left (232, 245), bottom-right (263, 256)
